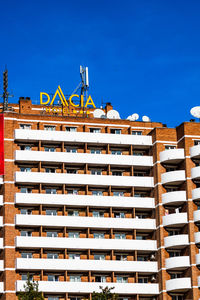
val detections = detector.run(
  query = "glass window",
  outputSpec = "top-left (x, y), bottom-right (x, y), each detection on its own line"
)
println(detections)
top-left (115, 233), bottom-right (126, 239)
top-left (68, 210), bottom-right (79, 217)
top-left (90, 149), bottom-right (101, 154)
top-left (20, 208), bottom-right (32, 215)
top-left (68, 232), bottom-right (79, 238)
top-left (20, 167), bottom-right (31, 172)
top-left (46, 209), bottom-right (57, 216)
top-left (171, 273), bottom-right (182, 279)
top-left (136, 235), bottom-right (146, 240)
top-left (20, 231), bottom-right (32, 237)
top-left (137, 255), bottom-right (148, 261)
top-left (48, 275), bottom-right (59, 281)
top-left (48, 297), bottom-right (59, 300)
top-left (132, 131), bottom-right (142, 135)
top-left (66, 148), bottom-right (77, 153)
top-left (194, 140), bottom-right (200, 146)
top-left (165, 145), bottom-right (176, 150)
top-left (94, 254), bottom-right (105, 260)
top-left (113, 191), bottom-right (124, 197)
top-left (116, 276), bottom-right (128, 283)
top-left (45, 147), bottom-right (55, 152)
top-left (92, 190), bottom-right (103, 196)
top-left (111, 150), bottom-right (122, 155)
top-left (70, 276), bottom-right (81, 282)
top-left (22, 274), bottom-right (33, 281)
top-left (20, 145), bottom-right (31, 150)
top-left (47, 253), bottom-right (58, 259)
top-left (116, 255), bottom-right (127, 261)
top-left (93, 233), bottom-right (105, 239)
top-left (46, 188), bottom-right (57, 194)
top-left (20, 124), bottom-right (31, 129)
top-left (92, 211), bottom-right (104, 218)
top-left (114, 212), bottom-right (125, 218)
top-left (67, 189), bottom-right (78, 195)
top-left (95, 276), bottom-right (106, 283)
top-left (69, 253), bottom-right (80, 260)
top-left (45, 168), bottom-right (56, 173)
top-left (138, 277), bottom-right (148, 283)
top-left (91, 170), bottom-right (102, 175)
top-left (110, 129), bottom-right (121, 134)
top-left (20, 187), bottom-right (32, 193)
top-left (90, 128), bottom-right (101, 133)
top-left (112, 171), bottom-right (122, 176)
top-left (44, 126), bottom-right (56, 131)
top-left (47, 232), bottom-right (58, 237)
top-left (66, 127), bottom-right (77, 132)
top-left (21, 252), bottom-right (32, 258)
top-left (67, 169), bottom-right (77, 174)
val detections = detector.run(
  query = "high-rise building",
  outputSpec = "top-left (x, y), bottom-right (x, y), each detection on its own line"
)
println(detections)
top-left (1, 97), bottom-right (200, 300)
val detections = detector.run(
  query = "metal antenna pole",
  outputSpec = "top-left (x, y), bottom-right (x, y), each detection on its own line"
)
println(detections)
top-left (0, 68), bottom-right (14, 111)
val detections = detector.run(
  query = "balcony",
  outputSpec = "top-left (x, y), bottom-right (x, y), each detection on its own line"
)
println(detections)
top-left (0, 261), bottom-right (4, 272)
top-left (191, 166), bottom-right (200, 180)
top-left (0, 196), bottom-right (3, 206)
top-left (15, 193), bottom-right (155, 209)
top-left (192, 188), bottom-right (200, 201)
top-left (160, 149), bottom-right (185, 164)
top-left (194, 210), bottom-right (200, 223)
top-left (0, 217), bottom-right (3, 228)
top-left (14, 129), bottom-right (153, 147)
top-left (166, 277), bottom-right (191, 292)
top-left (162, 191), bottom-right (187, 206)
top-left (16, 258), bottom-right (158, 273)
top-left (164, 235), bottom-right (189, 249)
top-left (16, 237), bottom-right (157, 252)
top-left (165, 256), bottom-right (190, 270)
top-left (195, 254), bottom-right (200, 266)
top-left (15, 172), bottom-right (154, 188)
top-left (0, 176), bottom-right (3, 185)
top-left (15, 215), bottom-right (156, 231)
top-left (190, 145), bottom-right (200, 159)
top-left (16, 281), bottom-right (159, 295)
top-left (161, 170), bottom-right (185, 185)
top-left (0, 282), bottom-right (3, 293)
top-left (15, 150), bottom-right (153, 168)
top-left (195, 232), bottom-right (200, 245)
top-left (162, 213), bottom-right (188, 227)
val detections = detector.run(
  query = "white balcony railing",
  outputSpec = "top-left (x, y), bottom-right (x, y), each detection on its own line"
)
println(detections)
top-left (160, 149), bottom-right (185, 164)
top-left (15, 172), bottom-right (154, 188)
top-left (191, 166), bottom-right (200, 180)
top-left (15, 193), bottom-right (155, 209)
top-left (190, 145), bottom-right (200, 159)
top-left (14, 129), bottom-right (152, 147)
top-left (16, 281), bottom-right (159, 295)
top-left (15, 215), bottom-right (156, 230)
top-left (161, 170), bottom-right (185, 185)
top-left (16, 258), bottom-right (158, 273)
top-left (194, 210), bottom-right (200, 223)
top-left (192, 188), bottom-right (200, 201)
top-left (16, 237), bottom-right (157, 252)
top-left (164, 235), bottom-right (189, 249)
top-left (166, 277), bottom-right (191, 292)
top-left (15, 150), bottom-right (153, 167)
top-left (165, 256), bottom-right (190, 270)
top-left (162, 213), bottom-right (188, 227)
top-left (162, 191), bottom-right (186, 206)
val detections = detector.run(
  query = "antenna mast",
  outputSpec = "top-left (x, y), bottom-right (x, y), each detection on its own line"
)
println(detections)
top-left (0, 68), bottom-right (13, 111)
top-left (80, 66), bottom-right (89, 106)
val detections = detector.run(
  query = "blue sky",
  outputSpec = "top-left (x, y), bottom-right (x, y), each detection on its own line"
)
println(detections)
top-left (0, 0), bottom-right (200, 126)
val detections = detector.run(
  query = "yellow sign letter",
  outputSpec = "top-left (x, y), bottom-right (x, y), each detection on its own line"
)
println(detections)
top-left (50, 86), bottom-right (68, 106)
top-left (69, 94), bottom-right (79, 107)
top-left (85, 95), bottom-right (96, 108)
top-left (40, 92), bottom-right (50, 105)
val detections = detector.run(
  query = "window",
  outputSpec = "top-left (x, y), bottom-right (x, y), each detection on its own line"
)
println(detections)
top-left (115, 233), bottom-right (126, 239)
top-left (48, 275), bottom-right (59, 281)
top-left (111, 150), bottom-right (122, 155)
top-left (132, 131), bottom-right (142, 135)
top-left (20, 208), bottom-right (32, 215)
top-left (136, 235), bottom-right (147, 240)
top-left (166, 166), bottom-right (176, 172)
top-left (169, 251), bottom-right (181, 257)
top-left (21, 252), bottom-right (32, 258)
top-left (48, 297), bottom-right (59, 300)
top-left (20, 145), bottom-right (31, 151)
top-left (20, 187), bottom-right (32, 193)
top-left (137, 255), bottom-right (148, 261)
top-left (66, 127), bottom-right (77, 132)
top-left (46, 209), bottom-right (57, 216)
top-left (133, 151), bottom-right (144, 156)
top-left (172, 296), bottom-right (184, 300)
top-left (194, 140), bottom-right (200, 146)
top-left (90, 149), bottom-right (101, 154)
top-left (45, 147), bottom-right (55, 152)
top-left (165, 145), bottom-right (176, 150)
top-left (67, 169), bottom-right (77, 174)
top-left (92, 211), bottom-right (104, 218)
top-left (91, 170), bottom-right (102, 175)
top-left (68, 210), bottom-right (79, 216)
top-left (22, 274), bottom-right (33, 281)
top-left (69, 253), bottom-right (80, 260)
top-left (94, 254), bottom-right (105, 260)
top-left (135, 213), bottom-right (148, 219)
top-left (168, 230), bottom-right (180, 236)
top-left (113, 191), bottom-right (124, 197)
top-left (114, 212), bottom-right (125, 218)
top-left (112, 171), bottom-right (122, 176)
top-left (20, 231), bottom-right (32, 237)
top-left (138, 277), bottom-right (148, 283)
top-left (95, 276), bottom-right (106, 283)
top-left (20, 167), bottom-right (31, 172)
top-left (166, 187), bottom-right (178, 192)
top-left (45, 168), bottom-right (56, 173)
top-left (116, 254), bottom-right (127, 261)
top-left (67, 189), bottom-right (78, 195)
top-left (70, 276), bottom-right (81, 282)
top-left (116, 276), bottom-right (128, 283)
top-left (20, 124), bottom-right (31, 129)
top-left (171, 273), bottom-right (182, 279)
top-left (134, 192), bottom-right (144, 197)
top-left (93, 233), bottom-right (104, 239)
top-left (92, 190), bottom-right (103, 196)
top-left (68, 232), bottom-right (79, 238)
top-left (47, 232), bottom-right (58, 237)
top-left (110, 129), bottom-right (121, 134)
top-left (46, 188), bottom-right (57, 194)
top-left (44, 125), bottom-right (56, 131)
top-left (90, 128), bottom-right (101, 133)
top-left (66, 148), bottom-right (77, 153)
top-left (47, 253), bottom-right (59, 259)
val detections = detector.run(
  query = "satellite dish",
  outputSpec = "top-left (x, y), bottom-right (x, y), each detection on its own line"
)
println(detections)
top-left (142, 115), bottom-right (151, 122)
top-left (107, 110), bottom-right (121, 119)
top-left (190, 106), bottom-right (200, 118)
top-left (93, 109), bottom-right (106, 118)
top-left (126, 115), bottom-right (132, 120)
top-left (132, 113), bottom-right (139, 121)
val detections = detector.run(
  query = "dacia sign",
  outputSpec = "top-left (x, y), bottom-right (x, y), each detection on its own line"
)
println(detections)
top-left (40, 86), bottom-right (96, 113)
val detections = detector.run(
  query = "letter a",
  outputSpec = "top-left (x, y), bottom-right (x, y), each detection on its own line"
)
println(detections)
top-left (50, 86), bottom-right (68, 106)
top-left (85, 95), bottom-right (96, 108)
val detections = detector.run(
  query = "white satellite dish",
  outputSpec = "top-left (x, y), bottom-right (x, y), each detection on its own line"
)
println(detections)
top-left (126, 115), bottom-right (132, 120)
top-left (142, 115), bottom-right (151, 122)
top-left (190, 106), bottom-right (200, 118)
top-left (93, 109), bottom-right (106, 118)
top-left (107, 110), bottom-right (121, 119)
top-left (132, 113), bottom-right (139, 121)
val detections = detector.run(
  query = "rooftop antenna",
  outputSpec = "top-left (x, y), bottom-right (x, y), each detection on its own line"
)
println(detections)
top-left (0, 68), bottom-right (13, 111)
top-left (71, 66), bottom-right (89, 107)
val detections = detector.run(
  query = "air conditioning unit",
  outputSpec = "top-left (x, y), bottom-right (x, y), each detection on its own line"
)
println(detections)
top-left (150, 253), bottom-right (155, 261)
top-left (151, 275), bottom-right (156, 282)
